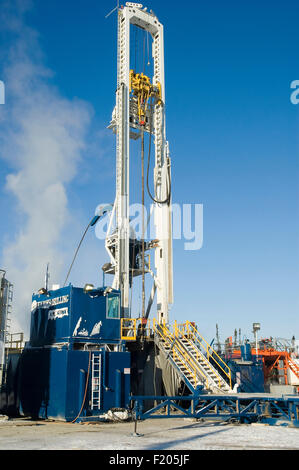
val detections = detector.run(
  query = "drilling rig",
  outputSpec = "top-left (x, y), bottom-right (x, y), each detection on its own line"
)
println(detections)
top-left (104, 2), bottom-right (173, 326)
top-left (102, 3), bottom-right (233, 399)
top-left (3, 3), bottom-right (299, 427)
top-left (4, 3), bottom-right (233, 423)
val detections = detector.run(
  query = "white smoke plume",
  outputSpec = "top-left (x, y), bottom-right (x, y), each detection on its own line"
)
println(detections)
top-left (0, 1), bottom-right (93, 337)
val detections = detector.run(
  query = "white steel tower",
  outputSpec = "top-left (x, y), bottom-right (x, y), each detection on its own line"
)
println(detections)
top-left (105, 2), bottom-right (173, 324)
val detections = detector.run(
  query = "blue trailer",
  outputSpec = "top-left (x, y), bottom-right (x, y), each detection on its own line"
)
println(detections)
top-left (17, 285), bottom-right (131, 422)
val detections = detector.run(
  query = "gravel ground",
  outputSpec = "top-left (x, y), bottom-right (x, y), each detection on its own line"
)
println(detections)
top-left (0, 417), bottom-right (298, 451)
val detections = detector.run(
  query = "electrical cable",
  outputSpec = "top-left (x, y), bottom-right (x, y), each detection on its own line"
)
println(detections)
top-left (146, 31), bottom-right (150, 67)
top-left (134, 25), bottom-right (137, 72)
top-left (142, 31), bottom-right (146, 74)
top-left (154, 340), bottom-right (157, 397)
top-left (71, 350), bottom-right (92, 423)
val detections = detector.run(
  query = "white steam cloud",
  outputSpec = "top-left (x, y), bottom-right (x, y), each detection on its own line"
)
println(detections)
top-left (0, 1), bottom-right (93, 336)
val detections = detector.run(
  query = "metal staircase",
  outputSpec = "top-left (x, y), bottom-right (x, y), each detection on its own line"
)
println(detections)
top-left (153, 319), bottom-right (232, 394)
top-left (179, 336), bottom-right (232, 393)
top-left (177, 321), bottom-right (232, 393)
top-left (153, 320), bottom-right (202, 393)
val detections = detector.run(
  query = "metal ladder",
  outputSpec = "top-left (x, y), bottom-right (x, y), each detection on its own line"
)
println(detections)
top-left (91, 354), bottom-right (101, 410)
top-left (5, 283), bottom-right (13, 342)
top-left (0, 279), bottom-right (13, 385)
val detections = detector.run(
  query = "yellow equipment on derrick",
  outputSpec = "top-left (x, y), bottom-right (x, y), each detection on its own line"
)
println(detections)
top-left (129, 69), bottom-right (162, 125)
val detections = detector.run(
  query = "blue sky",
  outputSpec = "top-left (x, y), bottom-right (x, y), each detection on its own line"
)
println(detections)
top-left (0, 0), bottom-right (298, 343)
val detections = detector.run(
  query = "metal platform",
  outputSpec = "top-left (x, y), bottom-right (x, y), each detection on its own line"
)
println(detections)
top-left (130, 392), bottom-right (299, 427)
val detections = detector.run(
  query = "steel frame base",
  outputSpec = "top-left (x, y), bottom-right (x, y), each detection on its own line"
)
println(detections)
top-left (131, 393), bottom-right (299, 427)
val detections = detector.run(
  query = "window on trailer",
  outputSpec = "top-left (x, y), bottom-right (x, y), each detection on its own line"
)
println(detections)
top-left (107, 295), bottom-right (120, 319)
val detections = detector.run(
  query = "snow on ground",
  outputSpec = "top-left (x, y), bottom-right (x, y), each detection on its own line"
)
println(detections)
top-left (0, 417), bottom-right (298, 450)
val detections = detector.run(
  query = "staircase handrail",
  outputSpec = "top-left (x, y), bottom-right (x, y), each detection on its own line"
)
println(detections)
top-left (183, 321), bottom-right (232, 389)
top-left (179, 332), bottom-right (224, 389)
top-left (153, 319), bottom-right (208, 389)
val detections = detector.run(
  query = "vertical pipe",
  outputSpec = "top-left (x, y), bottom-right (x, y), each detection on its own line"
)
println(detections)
top-left (141, 128), bottom-right (145, 319)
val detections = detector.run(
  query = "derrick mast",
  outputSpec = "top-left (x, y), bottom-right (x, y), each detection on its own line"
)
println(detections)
top-left (105, 3), bottom-right (173, 323)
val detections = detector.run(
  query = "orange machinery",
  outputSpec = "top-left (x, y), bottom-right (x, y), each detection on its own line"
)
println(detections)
top-left (224, 337), bottom-right (299, 388)
top-left (251, 346), bottom-right (299, 387)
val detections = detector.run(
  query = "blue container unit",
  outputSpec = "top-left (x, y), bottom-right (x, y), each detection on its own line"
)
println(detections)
top-left (227, 343), bottom-right (264, 393)
top-left (18, 285), bottom-right (131, 421)
top-left (240, 343), bottom-right (253, 362)
top-left (29, 285), bottom-right (122, 348)
top-left (228, 360), bottom-right (265, 393)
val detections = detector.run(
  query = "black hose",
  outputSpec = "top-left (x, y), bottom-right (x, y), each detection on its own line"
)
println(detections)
top-left (71, 351), bottom-right (92, 423)
top-left (146, 99), bottom-right (171, 205)
top-left (63, 220), bottom-right (92, 287)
